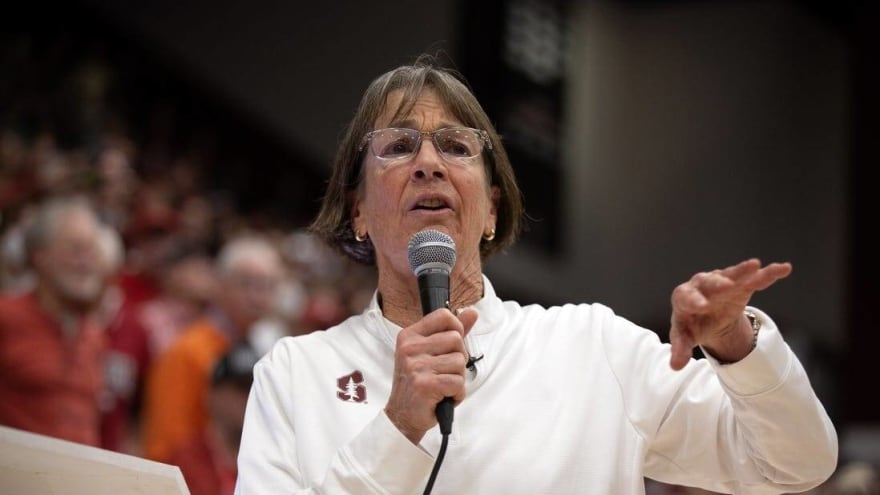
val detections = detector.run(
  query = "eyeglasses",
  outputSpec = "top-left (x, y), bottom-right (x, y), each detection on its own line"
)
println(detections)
top-left (359, 127), bottom-right (492, 163)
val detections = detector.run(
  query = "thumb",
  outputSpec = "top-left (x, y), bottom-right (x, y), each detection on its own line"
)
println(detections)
top-left (669, 325), bottom-right (695, 371)
top-left (456, 307), bottom-right (479, 337)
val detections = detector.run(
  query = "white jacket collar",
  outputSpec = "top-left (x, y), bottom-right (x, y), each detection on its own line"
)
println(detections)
top-left (363, 274), bottom-right (505, 348)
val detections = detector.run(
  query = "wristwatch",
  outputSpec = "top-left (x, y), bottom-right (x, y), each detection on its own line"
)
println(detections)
top-left (743, 309), bottom-right (761, 351)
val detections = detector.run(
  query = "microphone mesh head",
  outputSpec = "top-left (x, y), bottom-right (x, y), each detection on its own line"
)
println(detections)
top-left (407, 229), bottom-right (457, 275)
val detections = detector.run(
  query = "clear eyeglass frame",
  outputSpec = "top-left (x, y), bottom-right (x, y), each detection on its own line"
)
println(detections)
top-left (358, 127), bottom-right (493, 165)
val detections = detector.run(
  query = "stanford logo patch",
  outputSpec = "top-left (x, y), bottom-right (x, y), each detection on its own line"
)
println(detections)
top-left (336, 370), bottom-right (367, 403)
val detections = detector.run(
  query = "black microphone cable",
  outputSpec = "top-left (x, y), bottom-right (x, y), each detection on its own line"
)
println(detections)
top-left (422, 412), bottom-right (451, 495)
top-left (422, 353), bottom-right (483, 494)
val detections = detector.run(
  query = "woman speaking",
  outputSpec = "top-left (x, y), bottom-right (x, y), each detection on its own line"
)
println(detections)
top-left (234, 56), bottom-right (837, 495)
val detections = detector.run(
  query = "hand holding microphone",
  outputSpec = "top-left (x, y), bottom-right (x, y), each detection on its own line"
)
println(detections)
top-left (384, 230), bottom-right (476, 444)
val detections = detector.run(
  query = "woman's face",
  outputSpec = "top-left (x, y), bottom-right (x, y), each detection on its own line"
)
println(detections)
top-left (351, 89), bottom-right (499, 279)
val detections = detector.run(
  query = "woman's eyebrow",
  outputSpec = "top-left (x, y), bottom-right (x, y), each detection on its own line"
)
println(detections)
top-left (386, 118), bottom-right (460, 130)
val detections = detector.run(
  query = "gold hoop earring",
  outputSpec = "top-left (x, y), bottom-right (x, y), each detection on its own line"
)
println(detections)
top-left (483, 228), bottom-right (496, 241)
top-left (355, 231), bottom-right (368, 242)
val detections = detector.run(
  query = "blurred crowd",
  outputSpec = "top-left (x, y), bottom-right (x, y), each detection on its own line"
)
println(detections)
top-left (0, 128), bottom-right (376, 494)
top-left (0, 28), bottom-right (376, 495)
top-left (1, 15), bottom-right (876, 495)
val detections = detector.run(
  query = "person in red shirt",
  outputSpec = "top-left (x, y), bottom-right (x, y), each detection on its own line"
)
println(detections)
top-left (169, 342), bottom-right (259, 495)
top-left (100, 196), bottom-right (198, 454)
top-left (0, 195), bottom-right (114, 446)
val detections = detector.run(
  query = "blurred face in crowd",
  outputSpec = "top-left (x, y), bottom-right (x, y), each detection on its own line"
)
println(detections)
top-left (351, 89), bottom-right (499, 280)
top-left (33, 208), bottom-right (107, 311)
top-left (97, 146), bottom-right (136, 205)
top-left (220, 254), bottom-right (283, 332)
top-left (162, 255), bottom-right (217, 313)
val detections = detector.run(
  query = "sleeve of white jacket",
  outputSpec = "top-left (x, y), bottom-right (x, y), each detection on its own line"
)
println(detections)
top-left (234, 348), bottom-right (436, 495)
top-left (632, 307), bottom-right (838, 494)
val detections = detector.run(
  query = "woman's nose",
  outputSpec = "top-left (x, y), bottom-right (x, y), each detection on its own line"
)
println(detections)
top-left (411, 138), bottom-right (446, 180)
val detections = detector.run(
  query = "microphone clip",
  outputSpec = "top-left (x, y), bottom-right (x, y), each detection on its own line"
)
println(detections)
top-left (466, 353), bottom-right (484, 372)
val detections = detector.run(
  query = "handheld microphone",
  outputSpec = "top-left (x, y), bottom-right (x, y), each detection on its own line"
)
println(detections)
top-left (407, 229), bottom-right (457, 435)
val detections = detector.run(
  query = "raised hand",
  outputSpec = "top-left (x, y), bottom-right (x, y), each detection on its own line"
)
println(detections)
top-left (668, 259), bottom-right (792, 370)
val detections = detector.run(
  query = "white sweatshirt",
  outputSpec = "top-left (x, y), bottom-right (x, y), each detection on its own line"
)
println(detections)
top-left (235, 277), bottom-right (837, 494)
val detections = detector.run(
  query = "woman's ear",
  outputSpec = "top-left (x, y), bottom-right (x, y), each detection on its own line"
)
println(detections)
top-left (349, 191), bottom-right (364, 235)
top-left (487, 185), bottom-right (500, 227)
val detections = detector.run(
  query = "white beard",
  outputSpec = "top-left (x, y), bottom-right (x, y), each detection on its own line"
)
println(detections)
top-left (52, 271), bottom-right (105, 308)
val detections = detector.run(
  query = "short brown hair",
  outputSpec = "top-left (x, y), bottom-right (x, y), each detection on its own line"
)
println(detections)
top-left (309, 56), bottom-right (523, 264)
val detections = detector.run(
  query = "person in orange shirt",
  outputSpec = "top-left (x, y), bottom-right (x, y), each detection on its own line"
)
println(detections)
top-left (141, 235), bottom-right (285, 462)
top-left (0, 196), bottom-right (117, 446)
top-left (169, 341), bottom-right (260, 495)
